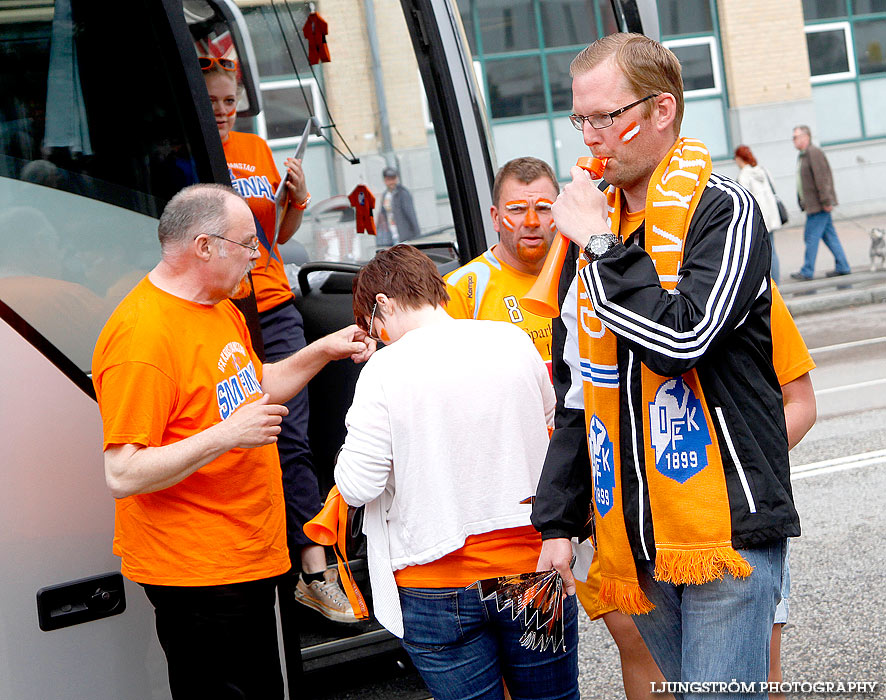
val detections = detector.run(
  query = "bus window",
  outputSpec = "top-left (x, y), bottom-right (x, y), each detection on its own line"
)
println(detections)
top-left (0, 0), bottom-right (214, 371)
top-left (222, 2), bottom-right (461, 269)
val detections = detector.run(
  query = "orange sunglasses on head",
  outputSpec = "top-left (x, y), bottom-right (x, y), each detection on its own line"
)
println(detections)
top-left (198, 56), bottom-right (238, 72)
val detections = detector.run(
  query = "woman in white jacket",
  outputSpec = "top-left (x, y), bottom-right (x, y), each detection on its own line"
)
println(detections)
top-left (735, 144), bottom-right (782, 283)
top-left (335, 245), bottom-right (579, 700)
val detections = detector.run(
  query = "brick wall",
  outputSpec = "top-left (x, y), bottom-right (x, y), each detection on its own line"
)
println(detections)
top-left (319, 0), bottom-right (426, 156)
top-left (717, 0), bottom-right (812, 107)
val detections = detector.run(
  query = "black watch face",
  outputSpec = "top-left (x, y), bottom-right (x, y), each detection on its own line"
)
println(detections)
top-left (591, 235), bottom-right (611, 256)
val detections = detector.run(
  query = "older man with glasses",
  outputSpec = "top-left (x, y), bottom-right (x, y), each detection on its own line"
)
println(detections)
top-left (91, 184), bottom-right (373, 700)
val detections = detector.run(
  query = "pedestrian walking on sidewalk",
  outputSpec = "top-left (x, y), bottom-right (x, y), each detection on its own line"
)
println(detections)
top-left (735, 144), bottom-right (782, 283)
top-left (790, 125), bottom-right (851, 280)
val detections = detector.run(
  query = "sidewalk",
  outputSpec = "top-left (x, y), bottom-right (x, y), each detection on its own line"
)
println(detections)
top-left (774, 211), bottom-right (886, 316)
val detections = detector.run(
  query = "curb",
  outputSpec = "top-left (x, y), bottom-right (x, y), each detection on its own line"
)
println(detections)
top-left (785, 284), bottom-right (886, 316)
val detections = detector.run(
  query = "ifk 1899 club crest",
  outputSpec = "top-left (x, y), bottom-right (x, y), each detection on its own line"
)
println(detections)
top-left (588, 415), bottom-right (615, 517)
top-left (648, 377), bottom-right (711, 483)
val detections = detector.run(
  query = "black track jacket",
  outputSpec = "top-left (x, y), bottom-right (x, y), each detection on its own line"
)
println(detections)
top-left (531, 173), bottom-right (801, 558)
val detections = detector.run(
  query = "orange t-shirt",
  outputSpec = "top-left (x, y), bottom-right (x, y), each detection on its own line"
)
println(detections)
top-left (224, 130), bottom-right (294, 313)
top-left (393, 525), bottom-right (543, 588)
top-left (92, 277), bottom-right (290, 586)
top-left (770, 283), bottom-right (815, 383)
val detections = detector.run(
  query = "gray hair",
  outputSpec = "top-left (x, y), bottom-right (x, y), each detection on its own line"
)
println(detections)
top-left (794, 125), bottom-right (812, 138)
top-left (157, 183), bottom-right (237, 253)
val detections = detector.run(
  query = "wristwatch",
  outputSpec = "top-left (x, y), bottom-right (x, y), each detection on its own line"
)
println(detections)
top-left (583, 233), bottom-right (619, 262)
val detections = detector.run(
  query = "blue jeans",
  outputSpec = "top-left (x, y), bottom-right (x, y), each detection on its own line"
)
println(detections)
top-left (800, 210), bottom-right (850, 277)
top-left (631, 540), bottom-right (786, 700)
top-left (774, 540), bottom-right (791, 624)
top-left (398, 586), bottom-right (580, 700)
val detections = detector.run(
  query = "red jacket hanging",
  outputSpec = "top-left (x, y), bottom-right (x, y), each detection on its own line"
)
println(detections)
top-left (348, 185), bottom-right (376, 236)
top-left (303, 12), bottom-right (331, 65)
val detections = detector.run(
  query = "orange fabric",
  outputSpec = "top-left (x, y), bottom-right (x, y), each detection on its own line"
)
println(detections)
top-left (576, 282), bottom-right (812, 619)
top-left (620, 207), bottom-right (645, 240)
top-left (574, 557), bottom-right (617, 621)
top-left (770, 284), bottom-right (815, 383)
top-left (92, 277), bottom-right (290, 586)
top-left (582, 138), bottom-right (743, 616)
top-left (223, 130), bottom-right (294, 312)
top-left (393, 526), bottom-right (542, 588)
top-left (444, 249), bottom-right (553, 365)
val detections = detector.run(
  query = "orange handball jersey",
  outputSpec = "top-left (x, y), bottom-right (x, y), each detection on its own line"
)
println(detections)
top-left (224, 130), bottom-right (294, 313)
top-left (92, 277), bottom-right (290, 586)
top-left (444, 248), bottom-right (553, 369)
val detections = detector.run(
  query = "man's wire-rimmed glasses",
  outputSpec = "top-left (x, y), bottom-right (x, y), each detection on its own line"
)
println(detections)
top-left (209, 233), bottom-right (260, 253)
top-left (569, 93), bottom-right (660, 131)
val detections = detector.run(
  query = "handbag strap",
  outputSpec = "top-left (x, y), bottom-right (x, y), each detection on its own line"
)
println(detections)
top-left (763, 167), bottom-right (778, 197)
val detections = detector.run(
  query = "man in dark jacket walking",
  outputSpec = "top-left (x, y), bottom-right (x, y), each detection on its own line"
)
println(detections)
top-left (790, 125), bottom-right (850, 280)
top-left (376, 166), bottom-right (420, 246)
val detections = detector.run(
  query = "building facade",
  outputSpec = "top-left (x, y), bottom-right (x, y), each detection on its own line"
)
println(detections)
top-left (240, 0), bottom-right (886, 240)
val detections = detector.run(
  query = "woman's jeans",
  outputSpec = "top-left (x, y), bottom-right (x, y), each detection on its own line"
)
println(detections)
top-left (398, 585), bottom-right (580, 700)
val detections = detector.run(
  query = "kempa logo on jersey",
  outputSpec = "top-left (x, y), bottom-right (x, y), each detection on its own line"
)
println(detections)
top-left (648, 377), bottom-right (711, 483)
top-left (230, 170), bottom-right (275, 202)
top-left (588, 414), bottom-right (615, 517)
top-left (217, 360), bottom-right (262, 420)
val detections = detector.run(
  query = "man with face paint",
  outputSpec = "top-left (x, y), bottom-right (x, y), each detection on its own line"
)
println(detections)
top-left (444, 157), bottom-right (560, 371)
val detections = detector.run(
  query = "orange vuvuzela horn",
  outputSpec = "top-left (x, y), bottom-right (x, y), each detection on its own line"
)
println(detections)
top-left (576, 156), bottom-right (609, 180)
top-left (304, 486), bottom-right (370, 620)
top-left (520, 157), bottom-right (608, 318)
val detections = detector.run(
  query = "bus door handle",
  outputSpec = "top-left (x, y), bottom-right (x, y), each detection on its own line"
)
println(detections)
top-left (36, 572), bottom-right (126, 631)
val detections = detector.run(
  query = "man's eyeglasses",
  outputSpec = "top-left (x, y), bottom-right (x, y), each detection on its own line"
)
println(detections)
top-left (210, 233), bottom-right (259, 253)
top-left (569, 94), bottom-right (660, 131)
top-left (199, 56), bottom-right (238, 72)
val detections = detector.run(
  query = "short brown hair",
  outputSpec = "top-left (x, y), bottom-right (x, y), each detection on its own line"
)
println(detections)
top-left (492, 157), bottom-right (559, 207)
top-left (353, 245), bottom-right (449, 331)
top-left (570, 33), bottom-right (684, 135)
top-left (734, 145), bottom-right (757, 167)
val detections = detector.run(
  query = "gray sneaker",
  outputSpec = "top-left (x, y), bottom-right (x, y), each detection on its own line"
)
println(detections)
top-left (294, 578), bottom-right (360, 623)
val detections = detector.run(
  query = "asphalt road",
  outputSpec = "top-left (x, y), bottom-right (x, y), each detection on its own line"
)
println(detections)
top-left (312, 301), bottom-right (886, 699)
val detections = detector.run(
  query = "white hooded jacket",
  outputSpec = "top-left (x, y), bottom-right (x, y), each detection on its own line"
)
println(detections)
top-left (737, 164), bottom-right (782, 232)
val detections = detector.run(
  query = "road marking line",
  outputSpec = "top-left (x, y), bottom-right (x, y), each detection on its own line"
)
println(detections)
top-left (791, 449), bottom-right (886, 481)
top-left (809, 336), bottom-right (886, 354)
top-left (814, 377), bottom-right (886, 396)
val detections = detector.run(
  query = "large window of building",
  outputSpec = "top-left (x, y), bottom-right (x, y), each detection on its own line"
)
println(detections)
top-left (803, 0), bottom-right (886, 143)
top-left (659, 0), bottom-right (729, 159)
top-left (457, 0), bottom-right (729, 178)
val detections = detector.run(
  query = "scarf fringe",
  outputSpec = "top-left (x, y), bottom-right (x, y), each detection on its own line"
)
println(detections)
top-left (598, 577), bottom-right (655, 615)
top-left (654, 547), bottom-right (753, 585)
